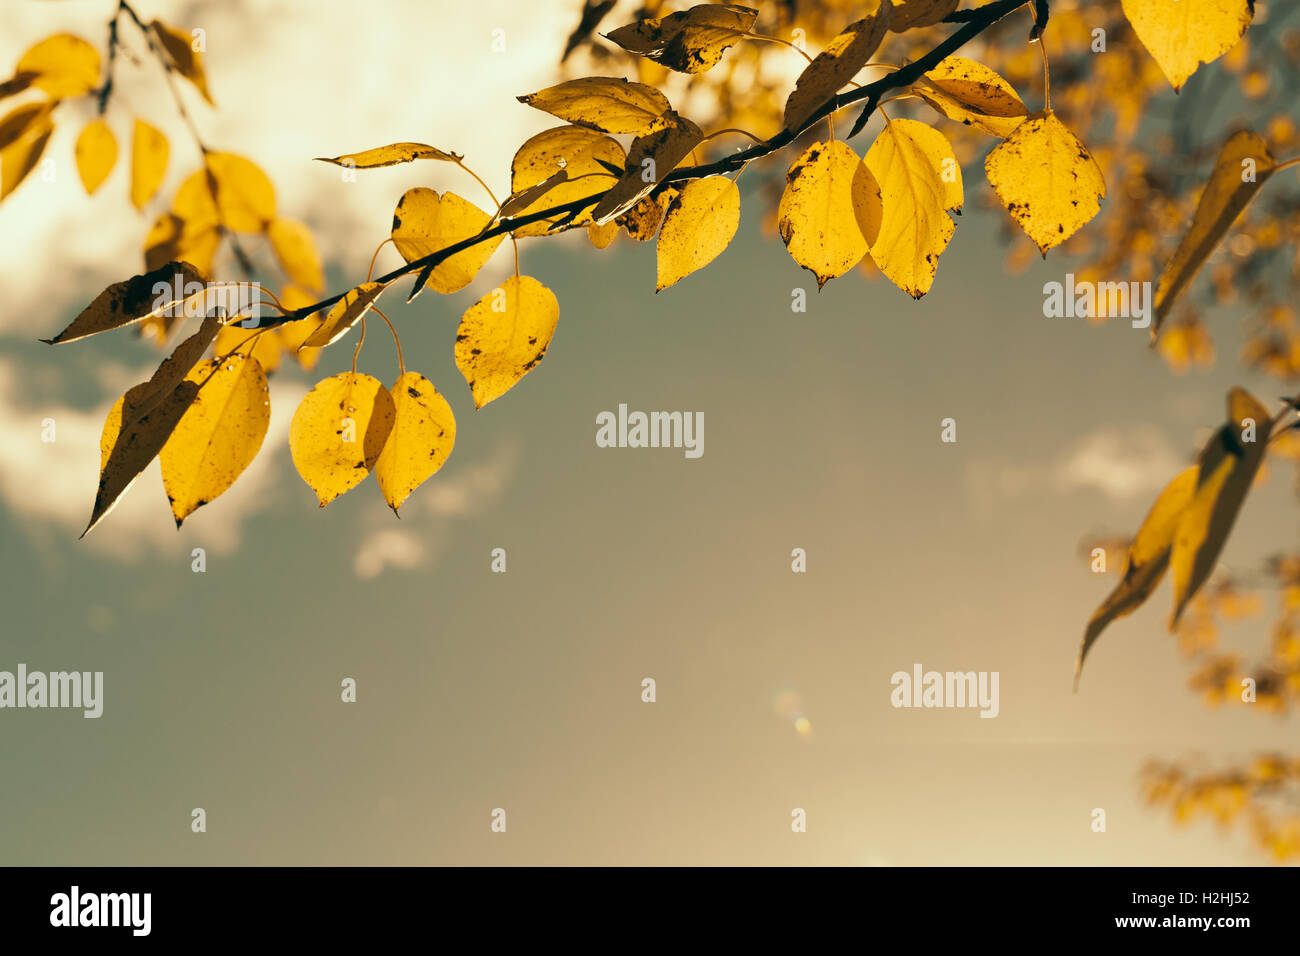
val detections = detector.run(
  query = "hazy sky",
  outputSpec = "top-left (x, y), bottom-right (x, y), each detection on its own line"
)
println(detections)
top-left (0, 0), bottom-right (1295, 865)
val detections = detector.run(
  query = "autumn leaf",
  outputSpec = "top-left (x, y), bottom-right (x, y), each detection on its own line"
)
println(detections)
top-left (176, 152), bottom-right (275, 232)
top-left (656, 176), bottom-right (740, 291)
top-left (604, 3), bottom-right (758, 74)
top-left (0, 104), bottom-right (54, 200)
top-left (1121, 0), bottom-right (1253, 91)
top-left (290, 372), bottom-right (395, 506)
top-left (588, 219), bottom-right (620, 249)
top-left (783, 2), bottom-right (892, 131)
top-left (0, 102), bottom-right (54, 152)
top-left (301, 281), bottom-right (385, 348)
top-left (16, 34), bottom-right (100, 98)
top-left (1170, 388), bottom-right (1272, 629)
top-left (144, 213), bottom-right (220, 274)
top-left (889, 0), bottom-right (959, 32)
top-left (778, 140), bottom-right (882, 289)
top-left (130, 118), bottom-right (169, 210)
top-left (984, 110), bottom-right (1105, 255)
top-left (151, 19), bottom-right (215, 105)
top-left (74, 118), bottom-right (117, 195)
top-left (388, 187), bottom-right (503, 294)
top-left (123, 313), bottom-right (224, 428)
top-left (1075, 466), bottom-right (1199, 688)
top-left (1153, 131), bottom-right (1275, 334)
top-left (374, 372), bottom-right (457, 513)
top-left (591, 110), bottom-right (703, 224)
top-left (160, 352), bottom-right (270, 525)
top-left (43, 261), bottom-right (208, 344)
top-left (314, 143), bottom-right (462, 168)
top-left (865, 118), bottom-right (961, 298)
top-left (913, 55), bottom-right (1028, 137)
top-left (617, 192), bottom-right (669, 241)
top-left (498, 169), bottom-right (569, 222)
top-left (267, 218), bottom-right (324, 292)
top-left (518, 77), bottom-right (671, 135)
top-left (214, 320), bottom-right (282, 373)
top-left (510, 126), bottom-right (624, 236)
top-left (455, 275), bottom-right (559, 408)
top-left (275, 284), bottom-right (324, 371)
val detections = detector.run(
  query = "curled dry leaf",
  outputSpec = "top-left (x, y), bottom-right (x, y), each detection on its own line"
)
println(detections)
top-left (314, 143), bottom-right (462, 168)
top-left (604, 3), bottom-right (758, 74)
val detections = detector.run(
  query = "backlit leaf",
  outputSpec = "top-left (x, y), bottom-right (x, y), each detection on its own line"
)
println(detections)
top-left (301, 281), bottom-right (385, 348)
top-left (43, 260), bottom-right (208, 344)
top-left (0, 105), bottom-right (53, 200)
top-left (656, 175), bottom-right (740, 291)
top-left (289, 372), bottom-right (396, 506)
top-left (778, 140), bottom-right (881, 289)
top-left (889, 0), bottom-right (959, 32)
top-left (390, 187), bottom-right (503, 293)
top-left (214, 321), bottom-right (282, 373)
top-left (275, 284), bottom-right (325, 371)
top-left (314, 143), bottom-right (462, 168)
top-left (144, 213), bottom-right (220, 274)
top-left (784, 3), bottom-right (891, 131)
top-left (984, 110), bottom-right (1105, 255)
top-left (510, 125), bottom-right (624, 236)
top-left (914, 56), bottom-right (1028, 137)
top-left (605, 3), bottom-right (758, 74)
top-left (268, 218), bottom-right (324, 292)
top-left (16, 34), bottom-right (100, 98)
top-left (864, 118), bottom-right (961, 298)
top-left (455, 275), bottom-right (559, 408)
top-left (374, 372), bottom-right (457, 513)
top-left (1121, 0), bottom-right (1253, 91)
top-left (591, 110), bottom-right (703, 223)
top-left (518, 77), bottom-right (671, 135)
top-left (130, 118), bottom-right (169, 210)
top-left (160, 352), bottom-right (270, 525)
top-left (74, 118), bottom-right (117, 195)
top-left (150, 19), bottom-right (214, 104)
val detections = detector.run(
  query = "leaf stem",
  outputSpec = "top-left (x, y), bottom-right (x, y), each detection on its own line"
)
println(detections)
top-left (372, 306), bottom-right (405, 376)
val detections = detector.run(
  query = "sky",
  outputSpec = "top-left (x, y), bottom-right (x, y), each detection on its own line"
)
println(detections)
top-left (0, 0), bottom-right (1296, 866)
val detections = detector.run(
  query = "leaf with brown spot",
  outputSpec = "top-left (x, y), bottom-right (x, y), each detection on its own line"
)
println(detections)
top-left (784, 3), bottom-right (891, 131)
top-left (290, 373), bottom-right (396, 506)
top-left (43, 261), bottom-right (210, 344)
top-left (374, 372), bottom-right (457, 513)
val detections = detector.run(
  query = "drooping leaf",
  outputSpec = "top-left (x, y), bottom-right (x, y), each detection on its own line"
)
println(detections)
top-left (374, 372), bottom-right (457, 513)
top-left (913, 55), bottom-right (1028, 137)
top-left (130, 118), bottom-right (169, 210)
top-left (518, 77), bottom-right (671, 135)
top-left (144, 213), bottom-right (220, 274)
top-left (301, 281), bottom-right (385, 348)
top-left (267, 218), bottom-right (324, 292)
top-left (0, 101), bottom-right (53, 152)
top-left (591, 110), bottom-right (703, 223)
top-left (455, 275), bottom-right (559, 408)
top-left (783, 3), bottom-right (892, 131)
top-left (510, 125), bottom-right (624, 236)
top-left (604, 3), bottom-right (758, 74)
top-left (0, 105), bottom-right (53, 200)
top-left (160, 353), bottom-right (270, 525)
top-left (1169, 388), bottom-right (1272, 629)
top-left (0, 72), bottom-right (37, 103)
top-left (1153, 131), bottom-right (1275, 334)
top-left (16, 34), bottom-right (100, 98)
top-left (314, 143), bottom-right (462, 169)
top-left (150, 19), bottom-right (214, 104)
top-left (289, 372), bottom-right (395, 506)
top-left (864, 118), bottom-right (961, 298)
top-left (656, 175), bottom-right (740, 290)
top-left (984, 109), bottom-right (1105, 255)
top-left (588, 219), bottom-right (620, 249)
top-left (1075, 466), bottom-right (1199, 688)
top-left (43, 260), bottom-right (208, 344)
top-left (389, 188), bottom-right (503, 293)
top-left (74, 118), bottom-right (117, 195)
top-left (889, 0), bottom-right (959, 32)
top-left (198, 152), bottom-right (276, 232)
top-left (1121, 0), bottom-right (1253, 91)
top-left (778, 140), bottom-right (882, 289)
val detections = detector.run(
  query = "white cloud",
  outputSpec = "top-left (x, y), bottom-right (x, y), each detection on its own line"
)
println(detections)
top-left (1052, 425), bottom-right (1186, 500)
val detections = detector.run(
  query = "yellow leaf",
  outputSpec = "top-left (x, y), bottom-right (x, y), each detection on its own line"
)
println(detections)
top-left (43, 261), bottom-right (209, 344)
top-left (591, 110), bottom-right (703, 223)
top-left (455, 275), bottom-right (559, 408)
top-left (778, 139), bottom-right (882, 289)
top-left (171, 153), bottom-right (275, 232)
top-left (267, 218), bottom-right (324, 292)
top-left (0, 105), bottom-right (53, 200)
top-left (275, 285), bottom-right (325, 371)
top-left (390, 188), bottom-right (503, 292)
top-left (122, 313), bottom-right (223, 428)
top-left (214, 321), bottom-right (282, 373)
top-left (289, 372), bottom-right (395, 506)
top-left (314, 143), bottom-right (462, 168)
top-left (518, 77), bottom-right (671, 135)
top-left (130, 118), bottom-right (169, 210)
top-left (74, 118), bottom-right (117, 195)
top-left (0, 101), bottom-right (53, 152)
top-left (150, 19), bottom-right (214, 105)
top-left (160, 353), bottom-right (270, 525)
top-left (1075, 466), bottom-right (1199, 688)
top-left (374, 372), bottom-right (456, 513)
top-left (1121, 0), bottom-right (1253, 91)
top-left (656, 176), bottom-right (740, 290)
top-left (865, 118), bottom-right (960, 297)
top-left (588, 219), bottom-right (619, 249)
top-left (783, 2), bottom-right (891, 131)
top-left (914, 55), bottom-right (1028, 137)
top-left (510, 125), bottom-right (624, 236)
top-left (144, 213), bottom-right (220, 274)
top-left (498, 169), bottom-right (569, 221)
top-left (0, 72), bottom-right (37, 103)
top-left (17, 34), bottom-right (100, 98)
top-left (616, 194), bottom-right (666, 241)
top-left (889, 0), bottom-right (959, 32)
top-left (1153, 131), bottom-right (1275, 333)
top-left (1170, 388), bottom-right (1272, 629)
top-left (302, 281), bottom-right (385, 348)
top-left (605, 3), bottom-right (758, 74)
top-left (984, 109), bottom-right (1105, 255)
